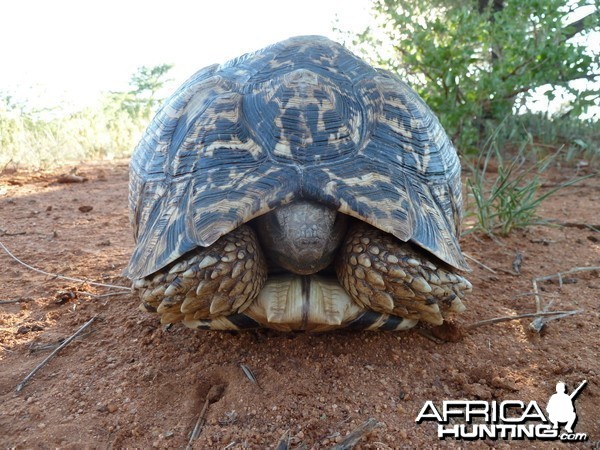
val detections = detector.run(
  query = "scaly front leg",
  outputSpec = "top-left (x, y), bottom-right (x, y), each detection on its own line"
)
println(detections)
top-left (134, 225), bottom-right (268, 327)
top-left (336, 223), bottom-right (472, 325)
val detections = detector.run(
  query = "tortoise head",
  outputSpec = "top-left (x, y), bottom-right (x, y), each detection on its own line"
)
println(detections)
top-left (254, 200), bottom-right (348, 275)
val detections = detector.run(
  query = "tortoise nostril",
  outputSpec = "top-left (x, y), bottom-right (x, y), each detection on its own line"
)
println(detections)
top-left (298, 237), bottom-right (321, 247)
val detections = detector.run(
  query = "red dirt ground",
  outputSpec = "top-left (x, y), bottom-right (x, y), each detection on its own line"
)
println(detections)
top-left (0, 160), bottom-right (598, 449)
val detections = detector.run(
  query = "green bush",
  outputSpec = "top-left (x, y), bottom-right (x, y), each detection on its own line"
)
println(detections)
top-left (346, 0), bottom-right (599, 152)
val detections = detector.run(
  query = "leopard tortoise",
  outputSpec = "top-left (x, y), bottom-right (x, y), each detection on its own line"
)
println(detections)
top-left (124, 35), bottom-right (472, 332)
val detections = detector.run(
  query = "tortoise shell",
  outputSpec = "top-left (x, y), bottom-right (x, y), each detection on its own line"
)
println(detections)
top-left (125, 35), bottom-right (468, 280)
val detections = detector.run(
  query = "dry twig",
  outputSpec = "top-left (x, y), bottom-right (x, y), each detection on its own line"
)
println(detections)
top-left (330, 418), bottom-right (382, 450)
top-left (466, 310), bottom-right (583, 329)
top-left (496, 267), bottom-right (520, 276)
top-left (463, 253), bottom-right (497, 274)
top-left (16, 316), bottom-right (97, 392)
top-left (0, 230), bottom-right (27, 237)
top-left (532, 266), bottom-right (599, 286)
top-left (240, 363), bottom-right (261, 389)
top-left (28, 330), bottom-right (94, 353)
top-left (558, 222), bottom-right (600, 232)
top-left (0, 297), bottom-right (34, 305)
top-left (186, 384), bottom-right (225, 449)
top-left (512, 251), bottom-right (523, 274)
top-left (473, 266), bottom-right (598, 333)
top-left (275, 430), bottom-right (290, 450)
top-left (78, 291), bottom-right (131, 299)
top-left (531, 266), bottom-right (599, 330)
top-left (0, 239), bottom-right (131, 292)
top-left (415, 328), bottom-right (444, 344)
top-left (529, 310), bottom-right (581, 333)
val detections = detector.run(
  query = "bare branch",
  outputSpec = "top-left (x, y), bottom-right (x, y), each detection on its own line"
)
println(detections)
top-left (330, 418), bottom-right (382, 450)
top-left (0, 239), bottom-right (131, 292)
top-left (16, 316), bottom-right (97, 392)
top-left (466, 310), bottom-right (582, 329)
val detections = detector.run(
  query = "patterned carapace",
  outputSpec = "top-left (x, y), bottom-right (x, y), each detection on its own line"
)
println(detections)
top-left (125, 35), bottom-right (467, 280)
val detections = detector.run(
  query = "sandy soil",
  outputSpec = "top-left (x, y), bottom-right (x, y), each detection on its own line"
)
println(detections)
top-left (0, 160), bottom-right (598, 449)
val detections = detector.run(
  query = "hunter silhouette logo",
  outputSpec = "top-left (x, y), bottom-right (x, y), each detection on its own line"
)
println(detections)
top-left (416, 380), bottom-right (588, 441)
top-left (546, 380), bottom-right (587, 434)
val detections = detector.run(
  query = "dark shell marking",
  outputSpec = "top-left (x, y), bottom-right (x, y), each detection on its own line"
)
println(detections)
top-left (125, 35), bottom-right (468, 281)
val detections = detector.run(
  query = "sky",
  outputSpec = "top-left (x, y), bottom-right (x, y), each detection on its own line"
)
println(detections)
top-left (1, 1), bottom-right (597, 118)
top-left (0, 0), bottom-right (370, 110)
